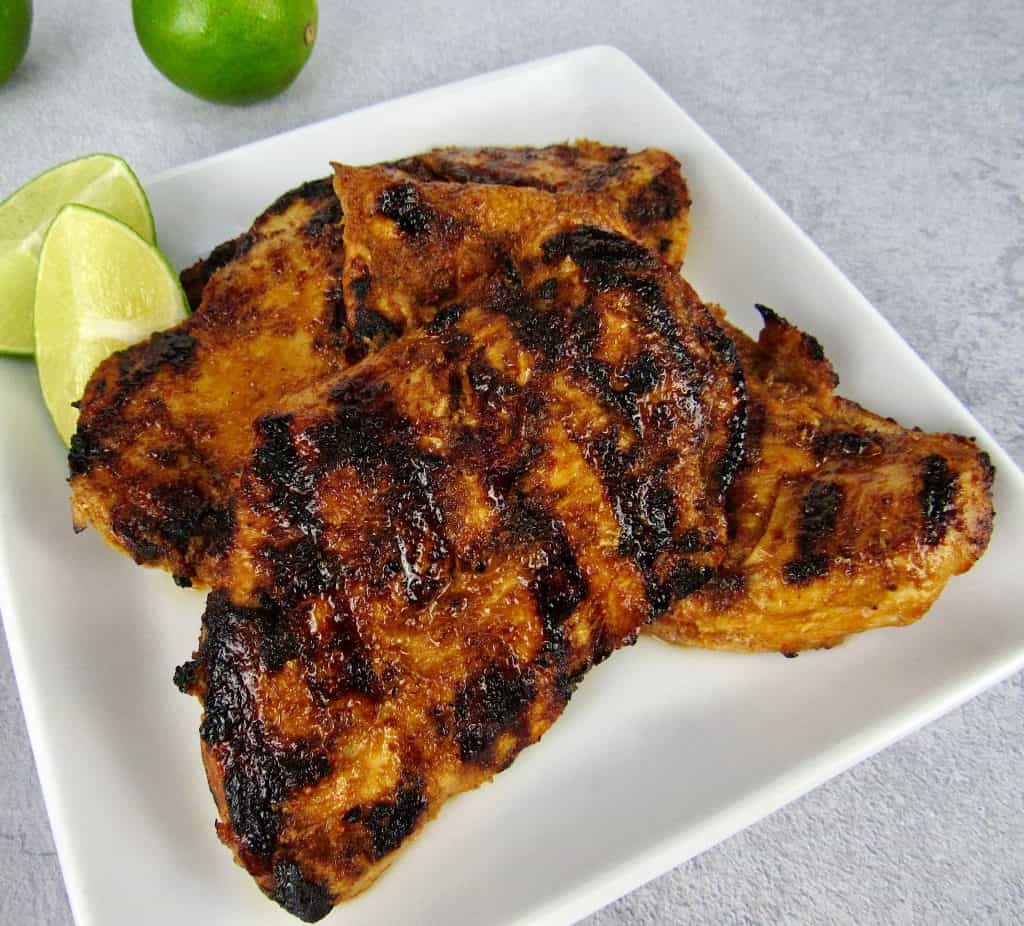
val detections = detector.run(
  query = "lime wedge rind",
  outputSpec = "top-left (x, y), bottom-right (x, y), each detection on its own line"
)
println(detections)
top-left (34, 203), bottom-right (188, 446)
top-left (0, 153), bottom-right (156, 244)
top-left (0, 154), bottom-right (156, 356)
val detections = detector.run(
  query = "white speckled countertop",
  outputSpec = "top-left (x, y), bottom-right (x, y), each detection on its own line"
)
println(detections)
top-left (1, 1), bottom-right (1021, 922)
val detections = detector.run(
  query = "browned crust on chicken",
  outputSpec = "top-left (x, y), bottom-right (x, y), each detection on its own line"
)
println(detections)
top-left (69, 144), bottom-right (691, 588)
top-left (389, 141), bottom-right (690, 269)
top-left (65, 141), bottom-right (997, 922)
top-left (650, 305), bottom-right (995, 653)
top-left (175, 172), bottom-right (742, 919)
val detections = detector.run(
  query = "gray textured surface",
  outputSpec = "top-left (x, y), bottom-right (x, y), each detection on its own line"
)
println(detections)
top-left (1, 0), bottom-right (1022, 923)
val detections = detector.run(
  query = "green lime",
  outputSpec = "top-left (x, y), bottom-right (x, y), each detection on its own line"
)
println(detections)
top-left (0, 154), bottom-right (156, 356)
top-left (0, 0), bottom-right (31, 85)
top-left (34, 204), bottom-right (188, 445)
top-left (132, 0), bottom-right (318, 105)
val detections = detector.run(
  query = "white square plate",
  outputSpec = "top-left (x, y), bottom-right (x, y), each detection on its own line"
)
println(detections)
top-left (2, 46), bottom-right (1022, 926)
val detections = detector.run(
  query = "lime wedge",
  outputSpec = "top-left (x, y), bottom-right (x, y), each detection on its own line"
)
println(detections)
top-left (34, 204), bottom-right (187, 445)
top-left (0, 154), bottom-right (156, 355)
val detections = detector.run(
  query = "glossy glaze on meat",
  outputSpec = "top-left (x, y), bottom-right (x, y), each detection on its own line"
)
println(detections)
top-left (175, 171), bottom-right (741, 919)
top-left (70, 144), bottom-right (690, 588)
top-left (652, 305), bottom-right (995, 653)
top-left (64, 142), bottom-right (996, 921)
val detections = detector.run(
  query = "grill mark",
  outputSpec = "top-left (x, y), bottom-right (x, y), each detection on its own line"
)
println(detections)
top-left (271, 860), bottom-right (335, 922)
top-left (716, 372), bottom-right (749, 497)
top-left (453, 662), bottom-right (537, 762)
top-left (541, 227), bottom-right (702, 384)
top-left (627, 277), bottom-right (701, 375)
top-left (224, 737), bottom-right (330, 863)
top-left (320, 380), bottom-right (398, 470)
top-left (388, 454), bottom-right (450, 606)
top-left (541, 225), bottom-right (656, 270)
top-left (536, 277), bottom-right (558, 300)
top-left (302, 606), bottom-right (380, 704)
top-left (110, 515), bottom-right (162, 562)
top-left (303, 197), bottom-right (343, 239)
top-left (586, 427), bottom-right (715, 616)
top-left (623, 352), bottom-right (661, 394)
top-left (698, 323), bottom-right (748, 496)
top-left (484, 258), bottom-right (566, 360)
top-left (115, 329), bottom-right (197, 393)
top-left (448, 370), bottom-right (463, 410)
top-left (362, 782), bottom-right (427, 860)
top-left (264, 177), bottom-right (335, 217)
top-left (701, 570), bottom-right (747, 611)
top-left (425, 301), bottom-right (466, 334)
top-left (350, 271), bottom-right (371, 304)
top-left (308, 380), bottom-right (451, 606)
top-left (253, 415), bottom-right (318, 528)
top-left (783, 481), bottom-right (844, 584)
top-left (376, 182), bottom-right (452, 238)
top-left (193, 592), bottom-right (330, 862)
top-left (647, 560), bottom-right (715, 616)
top-left (440, 329), bottom-right (471, 362)
top-left (467, 352), bottom-right (519, 410)
top-left (198, 594), bottom-right (297, 744)
top-left (588, 433), bottom-right (675, 573)
top-left (782, 554), bottom-right (830, 584)
top-left (250, 415), bottom-right (353, 614)
top-left (354, 307), bottom-right (402, 342)
top-left (108, 483), bottom-right (234, 570)
top-left (326, 285), bottom-right (347, 334)
top-left (68, 425), bottom-right (110, 476)
top-left (574, 351), bottom-right (660, 431)
top-left (146, 447), bottom-right (179, 466)
top-left (800, 481), bottom-right (844, 545)
top-left (812, 430), bottom-right (878, 459)
top-left (152, 482), bottom-right (234, 553)
top-left (624, 169), bottom-right (686, 228)
top-left (503, 497), bottom-right (589, 650)
top-left (471, 412), bottom-right (543, 507)
top-left (569, 302), bottom-right (602, 351)
top-left (920, 454), bottom-right (958, 545)
top-left (262, 536), bottom-right (338, 608)
top-left (346, 269), bottom-right (402, 344)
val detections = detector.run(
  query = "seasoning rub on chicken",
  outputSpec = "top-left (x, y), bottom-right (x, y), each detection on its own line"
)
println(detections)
top-left (172, 168), bottom-right (742, 919)
top-left (65, 142), bottom-right (994, 920)
top-left (69, 143), bottom-right (691, 589)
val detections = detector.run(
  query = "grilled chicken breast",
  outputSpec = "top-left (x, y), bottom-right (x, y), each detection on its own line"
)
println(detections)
top-left (66, 142), bottom-right (995, 920)
top-left (69, 144), bottom-right (690, 587)
top-left (174, 189), bottom-right (742, 919)
top-left (653, 305), bottom-right (995, 653)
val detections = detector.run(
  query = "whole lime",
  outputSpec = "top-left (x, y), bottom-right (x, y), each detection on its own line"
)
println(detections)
top-left (0, 0), bottom-right (31, 85)
top-left (132, 0), bottom-right (318, 105)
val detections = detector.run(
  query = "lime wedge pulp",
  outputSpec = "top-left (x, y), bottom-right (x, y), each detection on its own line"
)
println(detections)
top-left (34, 204), bottom-right (187, 445)
top-left (0, 154), bottom-right (156, 355)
